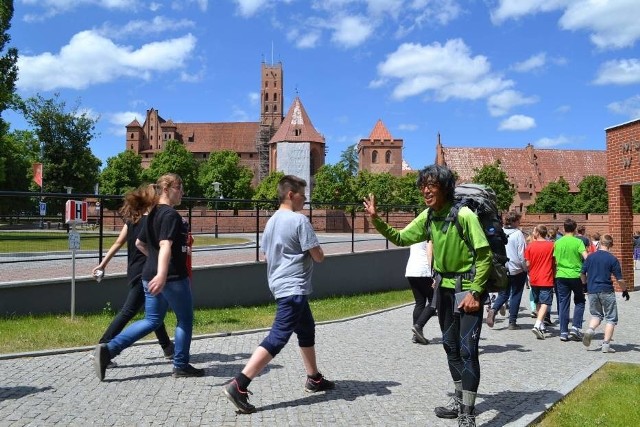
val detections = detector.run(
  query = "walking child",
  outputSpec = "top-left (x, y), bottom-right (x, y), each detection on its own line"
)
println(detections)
top-left (223, 175), bottom-right (335, 414)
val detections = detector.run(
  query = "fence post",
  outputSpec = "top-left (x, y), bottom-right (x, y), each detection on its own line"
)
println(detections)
top-left (98, 195), bottom-right (104, 263)
top-left (255, 204), bottom-right (260, 262)
top-left (351, 209), bottom-right (356, 253)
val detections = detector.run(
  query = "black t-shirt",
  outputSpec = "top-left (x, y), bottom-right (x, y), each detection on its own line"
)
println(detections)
top-left (126, 217), bottom-right (147, 285)
top-left (139, 204), bottom-right (188, 281)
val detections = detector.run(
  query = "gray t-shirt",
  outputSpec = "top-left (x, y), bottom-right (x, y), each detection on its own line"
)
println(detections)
top-left (261, 209), bottom-right (320, 299)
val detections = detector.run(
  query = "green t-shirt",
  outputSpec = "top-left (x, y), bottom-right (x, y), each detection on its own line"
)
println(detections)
top-left (553, 235), bottom-right (586, 279)
top-left (371, 204), bottom-right (490, 292)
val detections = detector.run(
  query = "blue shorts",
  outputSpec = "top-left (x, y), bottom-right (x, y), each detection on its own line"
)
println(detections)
top-left (260, 294), bottom-right (315, 357)
top-left (531, 286), bottom-right (554, 306)
top-left (588, 292), bottom-right (618, 325)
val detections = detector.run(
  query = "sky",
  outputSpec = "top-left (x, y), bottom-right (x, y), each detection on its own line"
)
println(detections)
top-left (5, 0), bottom-right (640, 171)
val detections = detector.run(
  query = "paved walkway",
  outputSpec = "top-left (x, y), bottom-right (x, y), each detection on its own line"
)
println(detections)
top-left (1, 294), bottom-right (639, 426)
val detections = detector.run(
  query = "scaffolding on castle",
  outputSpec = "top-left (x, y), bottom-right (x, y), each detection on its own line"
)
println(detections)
top-left (256, 123), bottom-right (276, 182)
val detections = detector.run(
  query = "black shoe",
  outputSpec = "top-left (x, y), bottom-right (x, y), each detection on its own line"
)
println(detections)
top-left (508, 323), bottom-right (520, 330)
top-left (223, 379), bottom-right (256, 414)
top-left (543, 318), bottom-right (554, 327)
top-left (411, 324), bottom-right (429, 344)
top-left (434, 396), bottom-right (461, 419)
top-left (172, 364), bottom-right (205, 378)
top-left (93, 343), bottom-right (111, 381)
top-left (305, 373), bottom-right (335, 393)
top-left (163, 342), bottom-right (175, 360)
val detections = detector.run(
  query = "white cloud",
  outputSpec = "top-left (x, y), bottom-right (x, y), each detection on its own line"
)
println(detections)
top-left (375, 39), bottom-right (513, 101)
top-left (488, 90), bottom-right (538, 117)
top-left (248, 92), bottom-right (260, 105)
top-left (107, 111), bottom-right (144, 136)
top-left (511, 52), bottom-right (546, 73)
top-left (98, 16), bottom-right (196, 39)
top-left (533, 135), bottom-right (570, 148)
top-left (607, 95), bottom-right (640, 120)
top-left (555, 105), bottom-right (571, 114)
top-left (491, 0), bottom-right (640, 50)
top-left (22, 0), bottom-right (144, 21)
top-left (234, 0), bottom-right (269, 17)
top-left (17, 31), bottom-right (197, 91)
top-left (498, 114), bottom-right (535, 131)
top-left (230, 105), bottom-right (251, 122)
top-left (330, 15), bottom-right (374, 48)
top-left (593, 59), bottom-right (640, 85)
top-left (398, 123), bottom-right (418, 131)
top-left (287, 28), bottom-right (322, 49)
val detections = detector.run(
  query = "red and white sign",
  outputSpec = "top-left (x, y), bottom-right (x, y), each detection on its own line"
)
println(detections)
top-left (65, 200), bottom-right (88, 224)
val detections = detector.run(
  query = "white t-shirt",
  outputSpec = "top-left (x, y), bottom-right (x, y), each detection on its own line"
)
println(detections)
top-left (405, 241), bottom-right (432, 277)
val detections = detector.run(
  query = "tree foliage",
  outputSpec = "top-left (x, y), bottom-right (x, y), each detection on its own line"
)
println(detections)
top-left (22, 94), bottom-right (101, 212)
top-left (0, 0), bottom-right (20, 182)
top-left (99, 150), bottom-right (144, 209)
top-left (197, 150), bottom-right (254, 208)
top-left (0, 130), bottom-right (39, 214)
top-left (338, 144), bottom-right (358, 176)
top-left (311, 163), bottom-right (357, 208)
top-left (471, 160), bottom-right (516, 212)
top-left (143, 139), bottom-right (199, 197)
top-left (527, 177), bottom-right (573, 213)
top-left (573, 175), bottom-right (607, 213)
top-left (252, 170), bottom-right (284, 208)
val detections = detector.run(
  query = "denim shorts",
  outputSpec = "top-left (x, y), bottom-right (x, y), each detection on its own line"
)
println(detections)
top-left (531, 286), bottom-right (554, 306)
top-left (588, 291), bottom-right (618, 325)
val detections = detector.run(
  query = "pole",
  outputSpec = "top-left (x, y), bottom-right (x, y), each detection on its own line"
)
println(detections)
top-left (70, 223), bottom-right (77, 320)
top-left (39, 140), bottom-right (44, 229)
top-left (214, 199), bottom-right (219, 239)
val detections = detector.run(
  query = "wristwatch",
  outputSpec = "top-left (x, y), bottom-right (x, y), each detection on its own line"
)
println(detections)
top-left (470, 290), bottom-right (481, 300)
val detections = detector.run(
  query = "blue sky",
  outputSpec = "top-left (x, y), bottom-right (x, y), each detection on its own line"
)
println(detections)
top-left (6, 0), bottom-right (640, 171)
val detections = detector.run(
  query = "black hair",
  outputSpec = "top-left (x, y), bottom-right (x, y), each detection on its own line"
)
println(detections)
top-left (277, 175), bottom-right (307, 202)
top-left (416, 164), bottom-right (456, 202)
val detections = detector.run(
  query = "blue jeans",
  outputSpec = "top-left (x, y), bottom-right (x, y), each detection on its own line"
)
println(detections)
top-left (492, 271), bottom-right (527, 324)
top-left (556, 277), bottom-right (585, 335)
top-left (107, 277), bottom-right (193, 369)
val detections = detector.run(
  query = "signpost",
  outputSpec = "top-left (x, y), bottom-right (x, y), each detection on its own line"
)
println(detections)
top-left (65, 200), bottom-right (87, 320)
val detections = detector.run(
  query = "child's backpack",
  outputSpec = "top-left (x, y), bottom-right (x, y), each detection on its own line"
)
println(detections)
top-left (426, 183), bottom-right (509, 294)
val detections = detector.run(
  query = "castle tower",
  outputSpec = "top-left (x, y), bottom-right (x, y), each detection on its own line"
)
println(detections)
top-left (260, 62), bottom-right (284, 127)
top-left (269, 96), bottom-right (325, 200)
top-left (357, 119), bottom-right (403, 176)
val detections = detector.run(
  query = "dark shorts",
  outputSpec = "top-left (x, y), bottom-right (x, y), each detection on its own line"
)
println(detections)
top-left (531, 286), bottom-right (554, 306)
top-left (260, 294), bottom-right (315, 357)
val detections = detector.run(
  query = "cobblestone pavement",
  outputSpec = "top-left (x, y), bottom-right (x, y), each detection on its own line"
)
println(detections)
top-left (1, 294), bottom-right (639, 426)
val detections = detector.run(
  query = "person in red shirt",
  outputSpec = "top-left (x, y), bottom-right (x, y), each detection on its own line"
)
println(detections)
top-left (525, 225), bottom-right (556, 339)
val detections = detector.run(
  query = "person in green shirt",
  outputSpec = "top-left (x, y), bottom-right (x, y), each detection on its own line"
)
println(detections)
top-left (363, 164), bottom-right (491, 427)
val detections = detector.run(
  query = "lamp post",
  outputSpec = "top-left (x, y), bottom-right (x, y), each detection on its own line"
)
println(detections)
top-left (212, 181), bottom-right (222, 238)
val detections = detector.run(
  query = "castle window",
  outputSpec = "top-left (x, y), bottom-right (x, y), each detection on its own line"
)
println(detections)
top-left (188, 135), bottom-right (194, 142)
top-left (274, 81), bottom-right (277, 88)
top-left (150, 135), bottom-right (153, 140)
top-left (274, 93), bottom-right (278, 101)
top-left (203, 153), bottom-right (207, 159)
top-left (385, 150), bottom-right (392, 164)
top-left (249, 153), bottom-right (253, 158)
top-left (130, 133), bottom-right (134, 139)
top-left (265, 105), bottom-right (269, 112)
top-left (151, 126), bottom-right (153, 131)
top-left (294, 129), bottom-right (301, 136)
top-left (372, 150), bottom-right (378, 163)
top-left (265, 93), bottom-right (269, 102)
top-left (265, 81), bottom-right (268, 87)
top-left (130, 144), bottom-right (133, 150)
top-left (274, 105), bottom-right (277, 112)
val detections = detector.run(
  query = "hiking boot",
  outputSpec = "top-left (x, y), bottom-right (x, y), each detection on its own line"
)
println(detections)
top-left (305, 373), bottom-right (335, 393)
top-left (601, 343), bottom-right (616, 353)
top-left (223, 379), bottom-right (256, 414)
top-left (582, 329), bottom-right (595, 347)
top-left (458, 404), bottom-right (476, 427)
top-left (411, 325), bottom-right (429, 345)
top-left (531, 326), bottom-right (545, 340)
top-left (569, 329), bottom-right (583, 342)
top-left (508, 323), bottom-right (520, 330)
top-left (486, 309), bottom-right (496, 328)
top-left (434, 396), bottom-right (461, 419)
top-left (93, 343), bottom-right (111, 381)
top-left (172, 364), bottom-right (205, 378)
top-left (499, 305), bottom-right (506, 316)
top-left (163, 342), bottom-right (175, 360)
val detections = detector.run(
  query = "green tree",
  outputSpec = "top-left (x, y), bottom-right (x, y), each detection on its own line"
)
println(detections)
top-left (573, 175), bottom-right (607, 213)
top-left (471, 160), bottom-right (516, 212)
top-left (23, 94), bottom-right (101, 212)
top-left (354, 171), bottom-right (398, 209)
top-left (0, 130), bottom-right (39, 214)
top-left (252, 170), bottom-right (284, 208)
top-left (311, 163), bottom-right (357, 208)
top-left (98, 150), bottom-right (144, 209)
top-left (395, 172), bottom-right (422, 207)
top-left (527, 177), bottom-right (573, 213)
top-left (338, 144), bottom-right (358, 176)
top-left (143, 139), bottom-right (199, 198)
top-left (0, 0), bottom-right (20, 179)
top-left (633, 186), bottom-right (640, 213)
top-left (198, 150), bottom-right (254, 208)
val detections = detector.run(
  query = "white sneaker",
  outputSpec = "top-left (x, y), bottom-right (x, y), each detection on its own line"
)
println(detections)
top-left (601, 343), bottom-right (616, 353)
top-left (582, 329), bottom-right (594, 347)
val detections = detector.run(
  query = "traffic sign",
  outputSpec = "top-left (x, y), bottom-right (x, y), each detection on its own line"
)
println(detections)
top-left (65, 200), bottom-right (87, 224)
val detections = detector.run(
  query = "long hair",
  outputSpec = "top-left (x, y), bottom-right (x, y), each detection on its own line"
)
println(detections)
top-left (118, 184), bottom-right (156, 224)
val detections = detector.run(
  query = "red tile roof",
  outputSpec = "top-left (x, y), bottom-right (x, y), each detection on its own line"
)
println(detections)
top-left (269, 97), bottom-right (324, 144)
top-left (172, 122), bottom-right (260, 153)
top-left (368, 119), bottom-right (394, 140)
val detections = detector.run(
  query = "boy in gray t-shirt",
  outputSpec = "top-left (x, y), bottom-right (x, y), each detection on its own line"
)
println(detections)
top-left (223, 175), bottom-right (335, 414)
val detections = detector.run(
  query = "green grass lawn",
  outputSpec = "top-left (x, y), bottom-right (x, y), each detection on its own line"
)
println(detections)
top-left (533, 362), bottom-right (640, 426)
top-left (0, 289), bottom-right (414, 354)
top-left (0, 231), bottom-right (248, 253)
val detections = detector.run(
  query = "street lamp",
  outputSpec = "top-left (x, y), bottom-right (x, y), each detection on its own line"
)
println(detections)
top-left (212, 182), bottom-right (223, 238)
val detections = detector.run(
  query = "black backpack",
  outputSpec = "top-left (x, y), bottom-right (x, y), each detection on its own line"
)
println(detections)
top-left (426, 183), bottom-right (509, 294)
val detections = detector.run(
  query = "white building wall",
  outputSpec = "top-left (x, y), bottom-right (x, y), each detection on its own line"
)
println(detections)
top-left (277, 142), bottom-right (311, 201)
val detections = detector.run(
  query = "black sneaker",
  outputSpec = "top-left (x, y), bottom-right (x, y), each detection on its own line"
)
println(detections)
top-left (411, 325), bottom-right (429, 344)
top-left (543, 318), bottom-right (554, 327)
top-left (172, 364), bottom-right (205, 378)
top-left (508, 323), bottom-right (520, 330)
top-left (304, 373), bottom-right (335, 393)
top-left (434, 396), bottom-right (461, 419)
top-left (163, 343), bottom-right (175, 360)
top-left (569, 329), bottom-right (583, 342)
top-left (531, 326), bottom-right (545, 340)
top-left (93, 343), bottom-right (111, 381)
top-left (223, 379), bottom-right (256, 414)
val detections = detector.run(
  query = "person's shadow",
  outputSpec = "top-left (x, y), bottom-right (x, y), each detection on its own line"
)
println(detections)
top-left (476, 389), bottom-right (564, 426)
top-left (0, 386), bottom-right (53, 402)
top-left (253, 379), bottom-right (401, 412)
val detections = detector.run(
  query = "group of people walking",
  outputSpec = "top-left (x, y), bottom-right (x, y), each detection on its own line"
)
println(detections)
top-left (90, 166), bottom-right (628, 427)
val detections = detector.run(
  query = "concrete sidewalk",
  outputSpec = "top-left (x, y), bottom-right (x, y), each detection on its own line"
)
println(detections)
top-left (1, 295), bottom-right (639, 426)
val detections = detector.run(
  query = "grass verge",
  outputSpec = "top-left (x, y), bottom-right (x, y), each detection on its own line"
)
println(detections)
top-left (533, 362), bottom-right (640, 427)
top-left (0, 289), bottom-right (413, 354)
